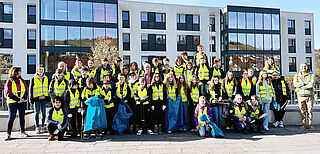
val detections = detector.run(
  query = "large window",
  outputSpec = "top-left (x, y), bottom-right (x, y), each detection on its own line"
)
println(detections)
top-left (27, 5), bottom-right (36, 24)
top-left (68, 1), bottom-right (80, 21)
top-left (238, 33), bottom-right (246, 50)
top-left (256, 34), bottom-right (263, 50)
top-left (288, 39), bottom-right (296, 53)
top-left (122, 11), bottom-right (130, 28)
top-left (177, 14), bottom-right (199, 31)
top-left (55, 26), bottom-right (67, 46)
top-left (289, 57), bottom-right (296, 72)
top-left (246, 13), bottom-right (254, 29)
top-left (80, 27), bottom-right (93, 47)
top-left (238, 12), bottom-right (245, 29)
top-left (264, 14), bottom-right (271, 30)
top-left (177, 35), bottom-right (186, 51)
top-left (27, 30), bottom-right (36, 49)
top-left (1, 3), bottom-right (13, 22)
top-left (264, 34), bottom-right (271, 50)
top-left (94, 28), bottom-right (105, 40)
top-left (210, 36), bottom-right (215, 52)
top-left (41, 25), bottom-right (54, 46)
top-left (247, 34), bottom-right (255, 50)
top-left (209, 17), bottom-right (215, 32)
top-left (272, 34), bottom-right (280, 51)
top-left (41, 0), bottom-right (54, 20)
top-left (177, 14), bottom-right (185, 23)
top-left (228, 12), bottom-right (237, 29)
top-left (306, 57), bottom-right (312, 71)
top-left (288, 20), bottom-right (295, 34)
top-left (27, 55), bottom-right (36, 74)
top-left (123, 33), bottom-right (130, 51)
top-left (255, 13), bottom-right (263, 30)
top-left (141, 34), bottom-right (166, 51)
top-left (272, 14), bottom-right (280, 30)
top-left (55, 0), bottom-right (67, 20)
top-left (305, 21), bottom-right (311, 35)
top-left (93, 2), bottom-right (105, 22)
top-left (141, 12), bottom-right (166, 30)
top-left (0, 28), bottom-right (13, 48)
top-left (105, 4), bottom-right (117, 23)
top-left (305, 40), bottom-right (311, 53)
top-left (68, 26), bottom-right (80, 47)
top-left (81, 2), bottom-right (93, 22)
top-left (229, 33), bottom-right (237, 50)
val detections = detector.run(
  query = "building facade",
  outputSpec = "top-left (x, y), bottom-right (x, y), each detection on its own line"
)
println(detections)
top-left (0, 0), bottom-right (315, 80)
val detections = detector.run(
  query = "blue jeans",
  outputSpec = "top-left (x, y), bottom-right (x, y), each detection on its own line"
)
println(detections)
top-left (7, 102), bottom-right (27, 134)
top-left (34, 99), bottom-right (47, 127)
top-left (235, 117), bottom-right (251, 129)
top-left (199, 125), bottom-right (210, 137)
top-left (211, 106), bottom-right (222, 128)
top-left (262, 103), bottom-right (270, 127)
top-left (181, 102), bottom-right (189, 129)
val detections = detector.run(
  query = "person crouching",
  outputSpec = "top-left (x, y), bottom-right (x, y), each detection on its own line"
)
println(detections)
top-left (194, 96), bottom-right (212, 137)
top-left (47, 97), bottom-right (68, 141)
top-left (230, 94), bottom-right (250, 133)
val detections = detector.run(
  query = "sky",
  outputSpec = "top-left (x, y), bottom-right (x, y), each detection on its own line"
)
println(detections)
top-left (128, 0), bottom-right (319, 49)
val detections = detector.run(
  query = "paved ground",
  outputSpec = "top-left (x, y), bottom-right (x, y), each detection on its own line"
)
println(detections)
top-left (0, 126), bottom-right (320, 154)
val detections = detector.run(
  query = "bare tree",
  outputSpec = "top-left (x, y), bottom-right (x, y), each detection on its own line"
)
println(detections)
top-left (89, 38), bottom-right (120, 67)
top-left (0, 53), bottom-right (13, 87)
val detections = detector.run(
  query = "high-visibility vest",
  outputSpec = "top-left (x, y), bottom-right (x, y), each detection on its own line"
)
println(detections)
top-left (88, 68), bottom-right (97, 78)
top-left (78, 77), bottom-right (86, 89)
top-left (7, 79), bottom-right (26, 103)
top-left (191, 86), bottom-right (200, 103)
top-left (209, 88), bottom-right (222, 100)
top-left (162, 68), bottom-right (172, 79)
top-left (241, 79), bottom-right (251, 97)
top-left (264, 65), bottom-right (277, 73)
top-left (212, 67), bottom-right (221, 77)
top-left (250, 107), bottom-right (260, 118)
top-left (225, 81), bottom-right (234, 98)
top-left (186, 70), bottom-right (193, 86)
top-left (259, 84), bottom-right (274, 98)
top-left (174, 66), bottom-right (184, 78)
top-left (72, 67), bottom-right (81, 78)
top-left (129, 70), bottom-right (140, 77)
top-left (281, 80), bottom-right (287, 96)
top-left (116, 82), bottom-right (128, 99)
top-left (197, 106), bottom-right (208, 126)
top-left (234, 105), bottom-right (246, 118)
top-left (196, 53), bottom-right (201, 66)
top-left (64, 72), bottom-right (71, 82)
top-left (180, 86), bottom-right (188, 102)
top-left (33, 75), bottom-right (49, 98)
top-left (69, 89), bottom-right (80, 109)
top-left (167, 84), bottom-right (176, 101)
top-left (52, 108), bottom-right (64, 124)
top-left (152, 84), bottom-right (164, 101)
top-left (251, 77), bottom-right (257, 85)
top-left (101, 86), bottom-right (114, 108)
top-left (198, 64), bottom-right (209, 80)
top-left (112, 65), bottom-right (123, 76)
top-left (152, 67), bottom-right (160, 74)
top-left (81, 86), bottom-right (100, 100)
top-left (54, 80), bottom-right (66, 97)
top-left (129, 82), bottom-right (139, 98)
top-left (99, 67), bottom-right (109, 82)
top-left (294, 73), bottom-right (314, 93)
top-left (136, 86), bottom-right (149, 105)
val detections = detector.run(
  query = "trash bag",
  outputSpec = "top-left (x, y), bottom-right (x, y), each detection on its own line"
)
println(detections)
top-left (166, 96), bottom-right (183, 131)
top-left (199, 114), bottom-right (225, 138)
top-left (112, 99), bottom-right (133, 135)
top-left (84, 95), bottom-right (108, 132)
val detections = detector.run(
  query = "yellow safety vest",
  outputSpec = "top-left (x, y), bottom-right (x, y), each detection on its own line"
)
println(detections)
top-left (259, 84), bottom-right (274, 98)
top-left (7, 79), bottom-right (26, 103)
top-left (198, 106), bottom-right (208, 126)
top-left (112, 65), bottom-right (123, 76)
top-left (129, 82), bottom-right (139, 98)
top-left (69, 89), bottom-right (80, 109)
top-left (136, 87), bottom-right (149, 105)
top-left (225, 81), bottom-right (234, 98)
top-left (152, 67), bottom-right (160, 74)
top-left (234, 105), bottom-right (246, 118)
top-left (250, 107), bottom-right (260, 118)
top-left (162, 68), bottom-right (172, 79)
top-left (186, 70), bottom-right (193, 86)
top-left (294, 73), bottom-right (314, 92)
top-left (191, 86), bottom-right (199, 103)
top-left (167, 84), bottom-right (176, 101)
top-left (54, 80), bottom-right (66, 97)
top-left (129, 70), bottom-right (140, 77)
top-left (174, 66), bottom-right (184, 78)
top-left (198, 64), bottom-right (209, 80)
top-left (212, 67), bottom-right (221, 77)
top-left (209, 88), bottom-right (222, 100)
top-left (180, 86), bottom-right (188, 102)
top-left (78, 78), bottom-right (86, 89)
top-left (251, 77), bottom-right (257, 85)
top-left (152, 84), bottom-right (164, 101)
top-left (101, 86), bottom-right (114, 108)
top-left (81, 86), bottom-right (100, 100)
top-left (196, 53), bottom-right (201, 66)
top-left (88, 68), bottom-right (97, 78)
top-left (52, 108), bottom-right (64, 124)
top-left (116, 82), bottom-right (128, 99)
top-left (281, 80), bottom-right (287, 96)
top-left (241, 79), bottom-right (251, 97)
top-left (33, 75), bottom-right (49, 98)
top-left (100, 67), bottom-right (109, 82)
top-left (64, 72), bottom-right (71, 82)
top-left (72, 67), bottom-right (81, 78)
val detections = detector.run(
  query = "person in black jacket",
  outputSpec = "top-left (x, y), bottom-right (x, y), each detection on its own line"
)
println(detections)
top-left (47, 97), bottom-right (68, 141)
top-left (237, 70), bottom-right (255, 101)
top-left (247, 95), bottom-right (263, 133)
top-left (96, 58), bottom-right (112, 86)
top-left (271, 72), bottom-right (291, 128)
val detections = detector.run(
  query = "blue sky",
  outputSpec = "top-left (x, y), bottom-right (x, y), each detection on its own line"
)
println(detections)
top-left (129, 0), bottom-right (319, 49)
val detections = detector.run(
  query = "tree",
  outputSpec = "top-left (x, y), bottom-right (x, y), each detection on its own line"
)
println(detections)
top-left (315, 49), bottom-right (320, 84)
top-left (89, 38), bottom-right (119, 68)
top-left (0, 53), bottom-right (13, 88)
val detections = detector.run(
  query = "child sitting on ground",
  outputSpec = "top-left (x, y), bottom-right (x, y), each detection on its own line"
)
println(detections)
top-left (194, 96), bottom-right (212, 137)
top-left (230, 94), bottom-right (250, 133)
top-left (247, 95), bottom-right (264, 133)
top-left (47, 97), bottom-right (68, 141)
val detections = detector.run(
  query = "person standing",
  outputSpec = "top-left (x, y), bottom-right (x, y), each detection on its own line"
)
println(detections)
top-left (238, 70), bottom-right (255, 101)
top-left (52, 61), bottom-right (74, 82)
top-left (71, 59), bottom-right (84, 79)
top-left (96, 58), bottom-right (112, 86)
top-left (87, 59), bottom-right (97, 80)
top-left (264, 57), bottom-right (280, 77)
top-left (29, 64), bottom-right (50, 134)
top-left (293, 63), bottom-right (316, 130)
top-left (211, 58), bottom-right (225, 82)
top-left (111, 57), bottom-right (123, 83)
top-left (49, 69), bottom-right (68, 103)
top-left (4, 67), bottom-right (29, 141)
top-left (193, 45), bottom-right (208, 69)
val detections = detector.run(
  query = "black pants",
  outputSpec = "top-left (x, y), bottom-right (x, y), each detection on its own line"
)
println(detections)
top-left (136, 104), bottom-right (152, 130)
top-left (68, 108), bottom-right (82, 135)
top-left (128, 98), bottom-right (136, 126)
top-left (48, 122), bottom-right (66, 140)
top-left (249, 117), bottom-right (263, 132)
top-left (188, 101), bottom-right (197, 130)
top-left (105, 106), bottom-right (116, 132)
top-left (274, 100), bottom-right (286, 122)
top-left (151, 101), bottom-right (165, 126)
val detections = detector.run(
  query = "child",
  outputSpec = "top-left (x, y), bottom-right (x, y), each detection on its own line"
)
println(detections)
top-left (195, 56), bottom-right (210, 95)
top-left (162, 64), bottom-right (173, 81)
top-left (230, 94), bottom-right (250, 133)
top-left (177, 74), bottom-right (189, 131)
top-left (134, 76), bottom-right (153, 135)
top-left (128, 72), bottom-right (139, 133)
top-left (47, 97), bottom-right (68, 141)
top-left (211, 58), bottom-right (224, 81)
top-left (150, 73), bottom-right (167, 134)
top-left (247, 95), bottom-right (263, 133)
top-left (129, 62), bottom-right (142, 77)
top-left (238, 70), bottom-right (255, 101)
top-left (194, 96), bottom-right (212, 137)
top-left (114, 73), bottom-right (131, 105)
top-left (123, 66), bottom-right (129, 83)
top-left (78, 67), bottom-right (89, 92)
top-left (151, 58), bottom-right (162, 75)
top-left (173, 57), bottom-right (184, 79)
top-left (222, 71), bottom-right (238, 101)
top-left (188, 76), bottom-right (200, 131)
top-left (184, 61), bottom-right (194, 87)
top-left (100, 79), bottom-right (115, 135)
top-left (49, 69), bottom-right (68, 104)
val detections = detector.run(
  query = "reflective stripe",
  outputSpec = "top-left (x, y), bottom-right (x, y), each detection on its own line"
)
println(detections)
top-left (225, 81), bottom-right (234, 98)
top-left (72, 67), bottom-right (81, 78)
top-left (152, 84), bottom-right (164, 101)
top-left (186, 70), bottom-right (193, 86)
top-left (198, 106), bottom-right (208, 126)
top-left (259, 84), bottom-right (274, 98)
top-left (174, 66), bottom-right (184, 78)
top-left (129, 82), bottom-right (139, 98)
top-left (33, 76), bottom-right (49, 98)
top-left (191, 87), bottom-right (199, 103)
top-left (212, 67), bottom-right (221, 77)
top-left (82, 86), bottom-right (100, 100)
top-left (54, 80), bottom-right (66, 97)
top-left (281, 80), bottom-right (287, 96)
top-left (69, 89), bottom-right (80, 108)
top-left (100, 68), bottom-right (109, 82)
top-left (250, 107), bottom-right (259, 118)
top-left (52, 108), bottom-right (64, 124)
top-left (241, 79), bottom-right (251, 96)
top-left (7, 79), bottom-right (26, 103)
top-left (198, 64), bottom-right (209, 80)
top-left (167, 85), bottom-right (176, 101)
top-left (136, 87), bottom-right (149, 105)
top-left (181, 86), bottom-right (188, 102)
top-left (234, 106), bottom-right (246, 118)
top-left (116, 82), bottom-right (128, 99)
top-left (88, 69), bottom-right (97, 78)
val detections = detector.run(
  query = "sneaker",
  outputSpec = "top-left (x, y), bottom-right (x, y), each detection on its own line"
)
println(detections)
top-left (147, 129), bottom-right (154, 135)
top-left (300, 125), bottom-right (306, 130)
top-left (21, 132), bottom-right (30, 138)
top-left (273, 121), bottom-right (279, 128)
top-left (167, 131), bottom-right (172, 134)
top-left (83, 134), bottom-right (91, 140)
top-left (309, 126), bottom-right (316, 131)
top-left (95, 133), bottom-right (103, 139)
top-left (35, 127), bottom-right (41, 134)
top-left (4, 134), bottom-right (11, 141)
top-left (279, 121), bottom-right (284, 128)
top-left (137, 130), bottom-right (143, 136)
top-left (48, 135), bottom-right (54, 141)
top-left (226, 126), bottom-right (231, 130)
top-left (263, 126), bottom-right (269, 131)
top-left (190, 129), bottom-right (197, 132)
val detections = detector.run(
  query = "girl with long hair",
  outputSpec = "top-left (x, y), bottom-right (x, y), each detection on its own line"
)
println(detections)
top-left (177, 74), bottom-right (189, 131)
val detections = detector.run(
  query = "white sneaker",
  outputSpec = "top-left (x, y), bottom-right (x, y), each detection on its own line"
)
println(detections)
top-left (35, 127), bottom-right (41, 134)
top-left (137, 130), bottom-right (143, 136)
top-left (279, 121), bottom-right (284, 128)
top-left (167, 131), bottom-right (172, 134)
top-left (263, 126), bottom-right (269, 131)
top-left (273, 121), bottom-right (279, 128)
top-left (147, 129), bottom-right (154, 135)
top-left (21, 132), bottom-right (30, 138)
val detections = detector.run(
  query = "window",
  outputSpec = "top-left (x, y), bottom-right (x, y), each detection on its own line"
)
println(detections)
top-left (94, 28), bottom-right (105, 40)
top-left (264, 14), bottom-right (271, 30)
top-left (246, 13), bottom-right (254, 29)
top-left (68, 26), bottom-right (80, 47)
top-left (177, 14), bottom-right (199, 31)
top-left (141, 12), bottom-right (148, 22)
top-left (93, 3), bottom-right (105, 22)
top-left (141, 34), bottom-right (166, 51)
top-left (193, 15), bottom-right (199, 24)
top-left (27, 5), bottom-right (36, 24)
top-left (264, 34), bottom-right (271, 50)
top-left (305, 40), bottom-right (311, 53)
top-left (41, 0), bottom-right (54, 20)
top-left (4, 29), bottom-right (12, 39)
top-left (0, 28), bottom-right (13, 48)
top-left (141, 35), bottom-right (148, 43)
top-left (193, 36), bottom-right (200, 45)
top-left (27, 55), bottom-right (36, 74)
top-left (255, 13), bottom-right (263, 30)
top-left (272, 14), bottom-right (280, 30)
top-left (306, 57), bottom-right (312, 71)
top-left (238, 12), bottom-right (245, 29)
top-left (122, 11), bottom-right (130, 28)
top-left (141, 12), bottom-right (165, 30)
top-left (229, 33), bottom-right (237, 50)
top-left (68, 1), bottom-right (80, 21)
top-left (123, 33), bottom-right (130, 51)
top-left (177, 35), bottom-right (186, 51)
top-left (238, 33), bottom-right (246, 50)
top-left (288, 20), bottom-right (295, 34)
top-left (256, 34), bottom-right (263, 50)
top-left (177, 14), bottom-right (185, 23)
top-left (81, 2), bottom-right (93, 22)
top-left (105, 4), bottom-right (117, 23)
top-left (305, 21), bottom-right (311, 35)
top-left (2, 4), bottom-right (13, 22)
top-left (123, 55), bottom-right (130, 67)
top-left (247, 34), bottom-right (255, 50)
top-left (156, 13), bottom-right (165, 22)
top-left (210, 36), bottom-right (215, 52)
top-left (55, 0), bottom-right (67, 20)
top-left (27, 30), bottom-right (36, 49)
top-left (229, 12), bottom-right (237, 29)
top-left (4, 4), bottom-right (13, 14)
top-left (288, 39), bottom-right (296, 53)
top-left (41, 25), bottom-right (54, 46)
top-left (80, 27), bottom-right (93, 47)
top-left (54, 26), bottom-right (67, 46)
top-left (272, 34), bottom-right (280, 51)
top-left (209, 17), bottom-right (215, 32)
top-left (289, 57), bottom-right (296, 72)
top-left (177, 35), bottom-right (199, 51)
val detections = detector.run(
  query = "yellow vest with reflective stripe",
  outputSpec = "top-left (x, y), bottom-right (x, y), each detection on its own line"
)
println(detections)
top-left (186, 70), bottom-right (193, 86)
top-left (33, 75), bottom-right (49, 98)
top-left (225, 81), bottom-right (234, 98)
top-left (174, 66), bottom-right (184, 78)
top-left (281, 80), bottom-right (287, 96)
top-left (196, 53), bottom-right (201, 66)
top-left (251, 77), bottom-right (257, 85)
top-left (52, 108), bottom-right (64, 124)
top-left (7, 79), bottom-right (26, 103)
top-left (81, 86), bottom-right (100, 100)
top-left (241, 79), bottom-right (251, 97)
top-left (234, 105), bottom-right (246, 118)
top-left (78, 78), bottom-right (86, 89)
top-left (64, 72), bottom-right (71, 82)
top-left (198, 106), bottom-right (208, 126)
top-left (259, 84), bottom-right (274, 98)
top-left (101, 87), bottom-right (114, 108)
top-left (198, 64), bottom-right (209, 80)
top-left (180, 86), bottom-right (188, 102)
top-left (112, 65), bottom-right (123, 76)
top-left (212, 67), bottom-right (221, 77)
top-left (136, 87), bottom-right (149, 105)
top-left (152, 67), bottom-right (160, 74)
top-left (250, 107), bottom-right (259, 118)
top-left (100, 67), bottom-right (109, 82)
top-left (129, 82), bottom-right (139, 98)
top-left (191, 86), bottom-right (199, 103)
top-left (72, 67), bottom-right (81, 78)
top-left (69, 89), bottom-right (80, 109)
top-left (88, 69), bottom-right (97, 78)
top-left (54, 80), bottom-right (66, 97)
top-left (152, 84), bottom-right (164, 101)
top-left (116, 82), bottom-right (128, 100)
top-left (162, 68), bottom-right (172, 79)
top-left (167, 85), bottom-right (176, 101)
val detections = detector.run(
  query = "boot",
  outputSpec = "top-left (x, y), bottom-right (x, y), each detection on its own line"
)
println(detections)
top-left (158, 124), bottom-right (162, 134)
top-left (153, 125), bottom-right (158, 134)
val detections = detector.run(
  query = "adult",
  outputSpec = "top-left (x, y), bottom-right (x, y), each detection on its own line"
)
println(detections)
top-left (96, 58), bottom-right (112, 86)
top-left (87, 59), bottom-right (97, 80)
top-left (271, 72), bottom-right (290, 128)
top-left (264, 57), bottom-right (280, 76)
top-left (71, 59), bottom-right (83, 80)
top-left (52, 61), bottom-right (74, 82)
top-left (193, 45), bottom-right (208, 68)
top-left (293, 63), bottom-right (316, 130)
top-left (111, 57), bottom-right (123, 83)
top-left (29, 64), bottom-right (50, 134)
top-left (4, 67), bottom-right (29, 141)
top-left (142, 63), bottom-right (153, 88)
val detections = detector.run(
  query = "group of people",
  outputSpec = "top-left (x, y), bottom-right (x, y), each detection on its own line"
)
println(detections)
top-left (4, 44), bottom-right (316, 141)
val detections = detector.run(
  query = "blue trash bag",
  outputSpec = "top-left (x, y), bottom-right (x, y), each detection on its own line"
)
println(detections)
top-left (166, 96), bottom-right (183, 131)
top-left (112, 99), bottom-right (133, 135)
top-left (84, 95), bottom-right (108, 132)
top-left (270, 101), bottom-right (280, 111)
top-left (199, 114), bottom-right (225, 138)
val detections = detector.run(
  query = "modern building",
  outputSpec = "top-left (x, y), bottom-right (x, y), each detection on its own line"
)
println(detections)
top-left (0, 0), bottom-right (315, 80)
